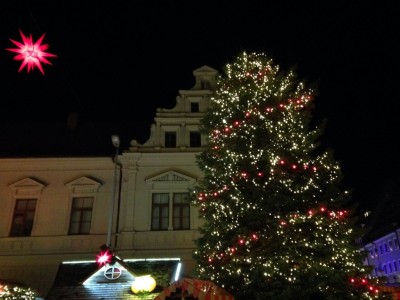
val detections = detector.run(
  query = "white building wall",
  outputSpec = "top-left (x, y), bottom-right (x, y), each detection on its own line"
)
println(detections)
top-left (0, 157), bottom-right (115, 295)
top-left (0, 65), bottom-right (217, 297)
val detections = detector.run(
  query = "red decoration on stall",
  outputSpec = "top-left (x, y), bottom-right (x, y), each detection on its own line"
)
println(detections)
top-left (96, 245), bottom-right (113, 267)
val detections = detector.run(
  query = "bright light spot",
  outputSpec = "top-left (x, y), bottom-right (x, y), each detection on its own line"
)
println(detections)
top-left (174, 262), bottom-right (182, 281)
top-left (96, 249), bottom-right (112, 266)
top-left (131, 275), bottom-right (156, 294)
top-left (6, 29), bottom-right (57, 75)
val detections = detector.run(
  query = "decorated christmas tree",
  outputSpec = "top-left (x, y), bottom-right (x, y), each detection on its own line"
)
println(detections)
top-left (192, 52), bottom-right (384, 299)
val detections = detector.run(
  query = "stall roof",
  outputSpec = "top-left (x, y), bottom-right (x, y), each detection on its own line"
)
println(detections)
top-left (46, 258), bottom-right (180, 300)
top-left (154, 277), bottom-right (234, 300)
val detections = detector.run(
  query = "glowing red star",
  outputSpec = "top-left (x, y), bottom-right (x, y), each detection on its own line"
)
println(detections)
top-left (6, 29), bottom-right (57, 75)
top-left (96, 249), bottom-right (112, 267)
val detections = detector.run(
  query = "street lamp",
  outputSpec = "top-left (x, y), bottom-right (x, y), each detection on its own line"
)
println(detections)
top-left (111, 134), bottom-right (120, 149)
top-left (106, 134), bottom-right (120, 249)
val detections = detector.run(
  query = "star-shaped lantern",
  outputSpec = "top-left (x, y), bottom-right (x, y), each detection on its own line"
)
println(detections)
top-left (96, 248), bottom-right (113, 267)
top-left (6, 29), bottom-right (57, 75)
top-left (96, 244), bottom-right (116, 267)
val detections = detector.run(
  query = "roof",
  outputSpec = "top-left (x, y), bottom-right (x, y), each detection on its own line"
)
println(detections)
top-left (154, 278), bottom-right (234, 300)
top-left (46, 259), bottom-right (180, 300)
top-left (359, 178), bottom-right (400, 244)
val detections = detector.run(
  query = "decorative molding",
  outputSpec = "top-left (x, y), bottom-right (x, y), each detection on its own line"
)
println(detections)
top-left (154, 173), bottom-right (189, 182)
top-left (145, 170), bottom-right (197, 189)
top-left (8, 177), bottom-right (45, 196)
top-left (65, 176), bottom-right (101, 195)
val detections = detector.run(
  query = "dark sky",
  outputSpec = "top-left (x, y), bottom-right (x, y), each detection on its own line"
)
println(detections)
top-left (0, 1), bottom-right (399, 211)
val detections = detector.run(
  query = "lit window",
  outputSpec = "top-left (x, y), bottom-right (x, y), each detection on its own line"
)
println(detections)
top-left (69, 197), bottom-right (93, 234)
top-left (10, 199), bottom-right (37, 237)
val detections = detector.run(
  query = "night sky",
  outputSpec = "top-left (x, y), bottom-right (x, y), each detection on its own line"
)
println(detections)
top-left (0, 1), bottom-right (399, 212)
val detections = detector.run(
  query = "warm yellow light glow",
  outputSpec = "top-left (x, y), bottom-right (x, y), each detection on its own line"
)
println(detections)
top-left (131, 275), bottom-right (156, 294)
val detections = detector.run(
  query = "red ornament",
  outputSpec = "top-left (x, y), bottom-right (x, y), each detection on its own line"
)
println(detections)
top-left (96, 249), bottom-right (112, 267)
top-left (6, 29), bottom-right (57, 75)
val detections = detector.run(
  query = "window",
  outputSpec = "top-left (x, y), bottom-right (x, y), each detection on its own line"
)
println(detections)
top-left (191, 102), bottom-right (199, 112)
top-left (104, 266), bottom-right (122, 280)
top-left (69, 197), bottom-right (94, 234)
top-left (147, 171), bottom-right (195, 231)
top-left (151, 192), bottom-right (190, 230)
top-left (369, 249), bottom-right (374, 258)
top-left (8, 178), bottom-right (44, 237)
top-left (65, 176), bottom-right (101, 235)
top-left (173, 193), bottom-right (190, 230)
top-left (165, 132), bottom-right (176, 148)
top-left (200, 80), bottom-right (211, 89)
top-left (190, 131), bottom-right (201, 147)
top-left (10, 199), bottom-right (37, 237)
top-left (389, 240), bottom-right (393, 250)
top-left (152, 193), bottom-right (169, 230)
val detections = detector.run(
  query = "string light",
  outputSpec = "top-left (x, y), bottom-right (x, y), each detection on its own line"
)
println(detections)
top-left (192, 52), bottom-right (382, 299)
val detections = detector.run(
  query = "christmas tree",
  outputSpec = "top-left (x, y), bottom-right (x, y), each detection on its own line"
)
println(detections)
top-left (192, 52), bottom-right (384, 299)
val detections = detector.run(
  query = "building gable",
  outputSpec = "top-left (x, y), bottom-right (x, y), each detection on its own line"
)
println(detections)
top-left (8, 177), bottom-right (45, 196)
top-left (65, 176), bottom-right (102, 194)
top-left (145, 170), bottom-right (197, 189)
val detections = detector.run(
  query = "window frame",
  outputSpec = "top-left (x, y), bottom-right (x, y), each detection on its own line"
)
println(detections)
top-left (9, 198), bottom-right (37, 237)
top-left (189, 131), bottom-right (201, 147)
top-left (190, 102), bottom-right (199, 112)
top-left (68, 196), bottom-right (94, 235)
top-left (151, 193), bottom-right (170, 231)
top-left (164, 131), bottom-right (177, 148)
top-left (8, 177), bottom-right (45, 237)
top-left (65, 176), bottom-right (101, 236)
top-left (146, 171), bottom-right (197, 232)
top-left (151, 192), bottom-right (190, 231)
top-left (173, 193), bottom-right (190, 230)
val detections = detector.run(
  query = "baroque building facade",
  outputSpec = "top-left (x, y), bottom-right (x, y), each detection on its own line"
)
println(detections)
top-left (0, 65), bottom-right (218, 298)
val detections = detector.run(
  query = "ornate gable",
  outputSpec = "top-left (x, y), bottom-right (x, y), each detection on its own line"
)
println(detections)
top-left (145, 170), bottom-right (197, 189)
top-left (65, 176), bottom-right (102, 195)
top-left (191, 65), bottom-right (218, 90)
top-left (9, 177), bottom-right (45, 196)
